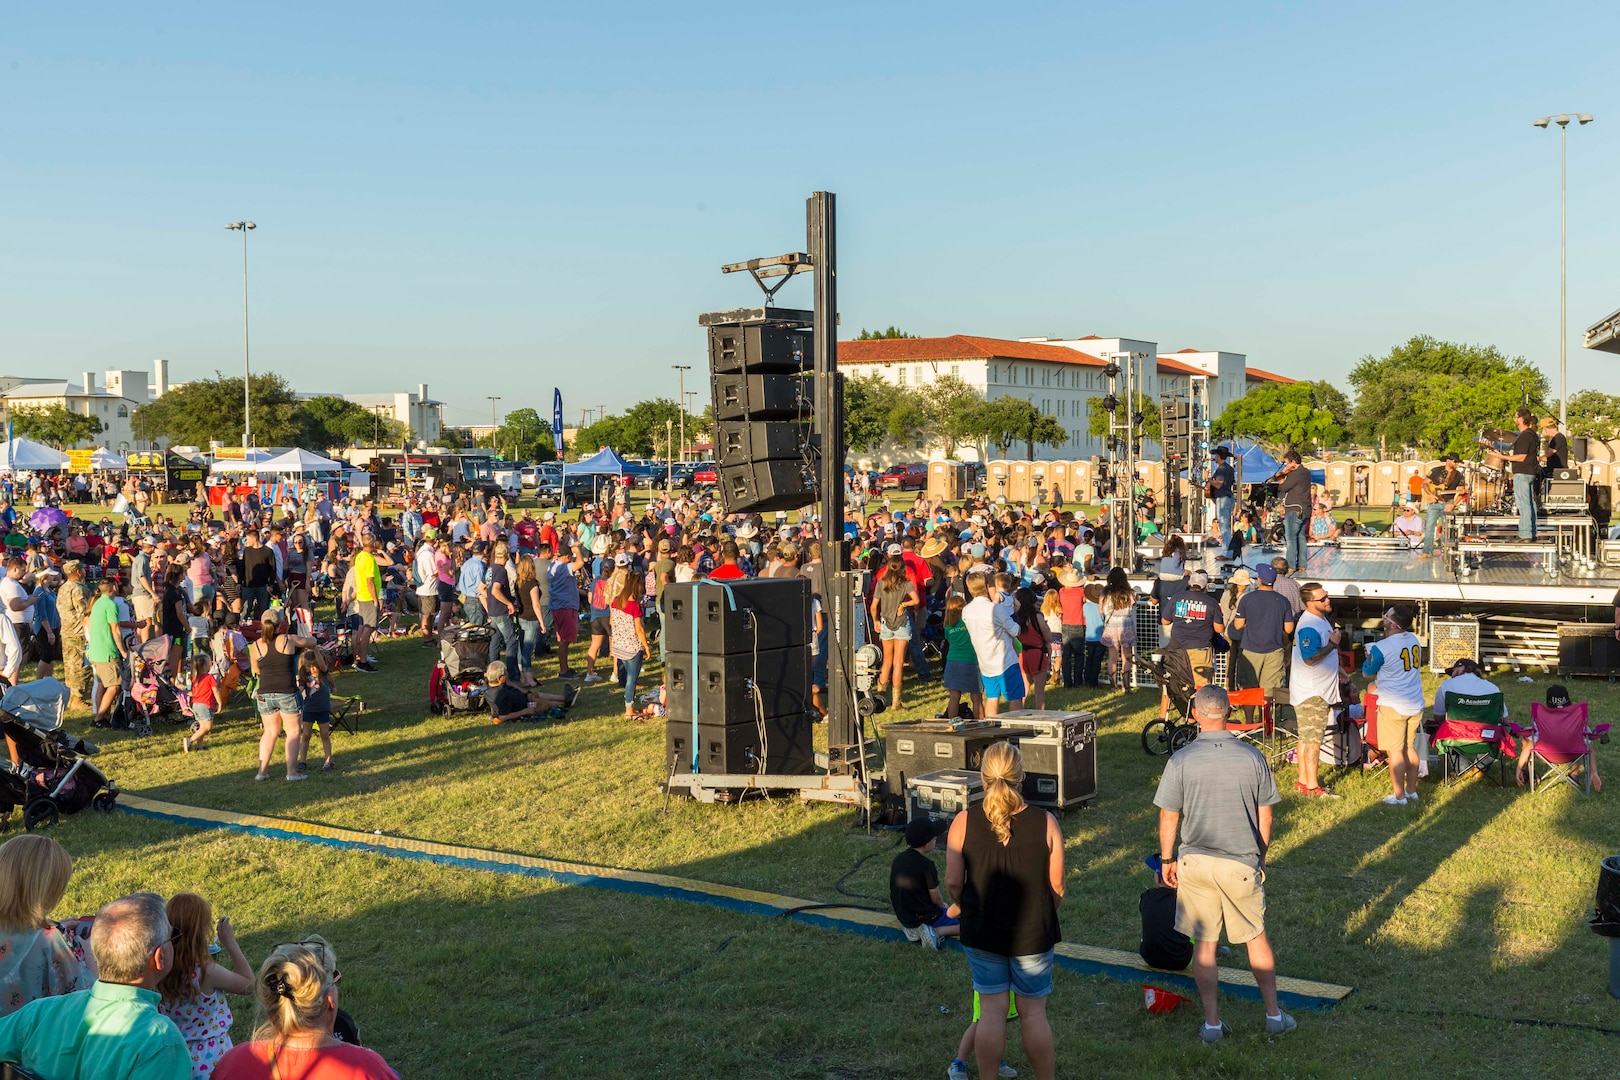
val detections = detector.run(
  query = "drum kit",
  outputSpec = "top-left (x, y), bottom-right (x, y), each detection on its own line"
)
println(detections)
top-left (1469, 428), bottom-right (1518, 516)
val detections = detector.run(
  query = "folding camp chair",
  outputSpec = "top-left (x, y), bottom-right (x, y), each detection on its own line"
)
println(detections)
top-left (1266, 685), bottom-right (1300, 766)
top-left (1434, 691), bottom-right (1509, 787)
top-left (1226, 687), bottom-right (1285, 764)
top-left (1513, 703), bottom-right (1611, 795)
top-left (1356, 691), bottom-right (1390, 778)
top-left (329, 695), bottom-right (365, 737)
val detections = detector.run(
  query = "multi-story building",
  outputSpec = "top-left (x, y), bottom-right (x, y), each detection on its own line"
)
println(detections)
top-left (837, 333), bottom-right (1293, 465)
top-left (337, 385), bottom-right (444, 444)
top-left (0, 361), bottom-right (167, 452)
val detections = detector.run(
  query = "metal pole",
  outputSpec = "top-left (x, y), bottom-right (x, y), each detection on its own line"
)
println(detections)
top-left (241, 228), bottom-right (251, 448)
top-left (1560, 122), bottom-right (1567, 431)
top-left (672, 365), bottom-right (691, 463)
top-left (487, 396), bottom-right (502, 450)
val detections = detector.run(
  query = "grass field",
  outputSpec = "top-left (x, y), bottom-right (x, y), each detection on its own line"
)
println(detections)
top-left (28, 500), bottom-right (1620, 1077)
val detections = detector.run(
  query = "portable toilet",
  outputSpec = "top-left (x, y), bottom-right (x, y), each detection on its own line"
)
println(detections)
top-left (928, 461), bottom-right (967, 502)
top-left (1006, 460), bottom-right (1033, 503)
top-left (1369, 461), bottom-right (1401, 506)
top-left (986, 460), bottom-right (1012, 502)
top-left (1325, 461), bottom-right (1354, 507)
top-left (1046, 460), bottom-right (1071, 506)
top-left (1069, 459), bottom-right (1094, 505)
top-left (1351, 462), bottom-right (1372, 506)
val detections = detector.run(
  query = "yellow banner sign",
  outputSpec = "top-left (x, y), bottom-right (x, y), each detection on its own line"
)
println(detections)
top-left (65, 449), bottom-right (95, 472)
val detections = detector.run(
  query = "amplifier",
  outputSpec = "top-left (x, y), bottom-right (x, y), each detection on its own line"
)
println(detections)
top-left (1545, 478), bottom-right (1587, 506)
top-left (882, 719), bottom-right (1035, 796)
top-left (719, 457), bottom-right (817, 515)
top-left (1600, 539), bottom-right (1620, 568)
top-left (906, 769), bottom-right (985, 824)
top-left (662, 578), bottom-right (810, 655)
top-left (711, 373), bottom-right (813, 421)
top-left (665, 646), bottom-right (810, 726)
top-left (714, 420), bottom-right (811, 468)
top-left (707, 324), bottom-right (812, 375)
top-left (1558, 623), bottom-right (1620, 676)
top-left (665, 715), bottom-right (814, 776)
top-left (1553, 468), bottom-right (1581, 482)
top-left (995, 710), bottom-right (1098, 810)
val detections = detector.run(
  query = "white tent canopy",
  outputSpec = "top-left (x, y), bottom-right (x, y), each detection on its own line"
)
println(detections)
top-left (90, 447), bottom-right (126, 470)
top-left (260, 448), bottom-right (344, 475)
top-left (208, 449), bottom-right (282, 473)
top-left (2, 438), bottom-right (69, 471)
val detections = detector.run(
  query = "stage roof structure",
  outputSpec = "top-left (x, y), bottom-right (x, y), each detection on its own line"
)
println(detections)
top-left (1585, 306), bottom-right (1620, 354)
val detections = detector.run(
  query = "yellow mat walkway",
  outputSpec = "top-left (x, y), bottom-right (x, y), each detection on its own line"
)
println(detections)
top-left (119, 794), bottom-right (1353, 1010)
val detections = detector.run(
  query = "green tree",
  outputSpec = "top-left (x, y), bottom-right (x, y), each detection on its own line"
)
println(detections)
top-left (7, 404), bottom-right (104, 449)
top-left (1213, 382), bottom-right (1344, 451)
top-left (299, 395), bottom-right (406, 449)
top-left (1564, 389), bottom-right (1620, 443)
top-left (1348, 336), bottom-right (1548, 451)
top-left (1084, 392), bottom-right (1163, 442)
top-left (843, 374), bottom-right (928, 452)
top-left (570, 398), bottom-right (699, 459)
top-left (966, 396), bottom-right (1066, 459)
top-left (855, 326), bottom-right (915, 340)
top-left (133, 372), bottom-right (306, 447)
top-left (490, 407), bottom-right (558, 462)
top-left (923, 374), bottom-right (984, 459)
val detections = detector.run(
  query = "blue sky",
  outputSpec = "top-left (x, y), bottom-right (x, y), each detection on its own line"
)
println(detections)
top-left (3, 2), bottom-right (1617, 428)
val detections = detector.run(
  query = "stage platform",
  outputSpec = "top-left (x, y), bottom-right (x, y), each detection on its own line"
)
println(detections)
top-left (1240, 544), bottom-right (1620, 609)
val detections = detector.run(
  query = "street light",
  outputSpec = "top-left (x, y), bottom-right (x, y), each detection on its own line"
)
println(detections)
top-left (486, 396), bottom-right (502, 453)
top-left (225, 221), bottom-right (256, 447)
top-left (672, 365), bottom-right (691, 463)
top-left (1532, 112), bottom-right (1594, 431)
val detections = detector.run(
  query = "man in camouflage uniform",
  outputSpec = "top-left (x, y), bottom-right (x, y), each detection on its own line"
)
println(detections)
top-left (55, 559), bottom-right (92, 707)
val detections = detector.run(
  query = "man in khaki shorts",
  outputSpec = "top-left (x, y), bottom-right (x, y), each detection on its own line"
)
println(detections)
top-left (1154, 686), bottom-right (1295, 1044)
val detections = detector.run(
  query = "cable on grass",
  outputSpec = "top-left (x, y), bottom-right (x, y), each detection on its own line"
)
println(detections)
top-left (1359, 1003), bottom-right (1620, 1037)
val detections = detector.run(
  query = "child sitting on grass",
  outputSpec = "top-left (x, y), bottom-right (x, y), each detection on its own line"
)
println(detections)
top-left (889, 816), bottom-right (959, 950)
top-left (182, 654), bottom-right (218, 754)
top-left (157, 891), bottom-right (256, 1080)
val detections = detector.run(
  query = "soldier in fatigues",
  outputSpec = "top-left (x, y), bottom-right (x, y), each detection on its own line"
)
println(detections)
top-left (55, 559), bottom-right (92, 707)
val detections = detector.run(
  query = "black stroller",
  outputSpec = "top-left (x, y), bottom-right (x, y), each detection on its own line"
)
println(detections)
top-left (430, 624), bottom-right (493, 716)
top-left (1, 678), bottom-right (119, 830)
top-left (1137, 648), bottom-right (1200, 756)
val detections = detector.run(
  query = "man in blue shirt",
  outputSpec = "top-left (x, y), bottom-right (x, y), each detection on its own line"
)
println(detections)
top-left (458, 541), bottom-right (488, 625)
top-left (0, 892), bottom-right (190, 1080)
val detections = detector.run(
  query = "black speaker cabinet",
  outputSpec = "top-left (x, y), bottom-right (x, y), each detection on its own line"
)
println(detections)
top-left (665, 715), bottom-right (814, 776)
top-left (1558, 623), bottom-right (1620, 675)
top-left (1590, 484), bottom-right (1613, 528)
top-left (707, 324), bottom-right (812, 375)
top-left (662, 578), bottom-right (810, 655)
top-left (715, 420), bottom-right (812, 469)
top-left (718, 458), bottom-right (817, 515)
top-left (711, 373), bottom-right (813, 421)
top-left (665, 646), bottom-right (811, 726)
top-left (880, 720), bottom-right (1037, 797)
top-left (1569, 436), bottom-right (1589, 463)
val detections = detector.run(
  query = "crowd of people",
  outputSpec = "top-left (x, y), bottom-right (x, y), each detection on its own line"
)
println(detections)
top-left (0, 834), bottom-right (397, 1079)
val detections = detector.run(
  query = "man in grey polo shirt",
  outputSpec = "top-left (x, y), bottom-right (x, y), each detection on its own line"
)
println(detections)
top-left (1154, 686), bottom-right (1295, 1044)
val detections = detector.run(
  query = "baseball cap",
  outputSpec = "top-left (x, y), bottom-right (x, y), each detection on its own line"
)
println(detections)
top-left (61, 559), bottom-right (82, 575)
top-left (905, 816), bottom-right (948, 848)
top-left (1188, 570), bottom-right (1209, 589)
top-left (969, 543), bottom-right (986, 559)
top-left (614, 552), bottom-right (632, 567)
top-left (886, 543), bottom-right (903, 556)
top-left (542, 511), bottom-right (556, 521)
top-left (1256, 564), bottom-right (1277, 585)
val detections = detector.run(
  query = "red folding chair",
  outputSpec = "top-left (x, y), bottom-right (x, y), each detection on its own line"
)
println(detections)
top-left (1227, 687), bottom-right (1288, 764)
top-left (1513, 703), bottom-right (1610, 794)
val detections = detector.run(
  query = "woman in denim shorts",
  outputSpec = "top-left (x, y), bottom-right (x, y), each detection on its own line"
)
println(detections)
top-left (250, 609), bottom-right (317, 782)
top-left (946, 742), bottom-right (1064, 1080)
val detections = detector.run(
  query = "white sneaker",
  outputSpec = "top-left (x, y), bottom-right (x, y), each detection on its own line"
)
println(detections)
top-left (947, 1062), bottom-right (969, 1080)
top-left (919, 922), bottom-right (941, 950)
top-left (998, 1063), bottom-right (1019, 1078)
top-left (583, 673), bottom-right (606, 684)
top-left (1381, 794), bottom-right (1407, 805)
top-left (1405, 790), bottom-right (1420, 802)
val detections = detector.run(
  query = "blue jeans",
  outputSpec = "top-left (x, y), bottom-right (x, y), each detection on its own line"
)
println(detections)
top-left (462, 597), bottom-right (486, 626)
top-left (242, 587), bottom-right (270, 620)
top-left (1060, 626), bottom-right (1086, 687)
top-left (906, 607), bottom-right (932, 680)
top-left (1283, 510), bottom-right (1307, 571)
top-left (488, 612), bottom-right (518, 671)
top-left (620, 652), bottom-right (644, 706)
top-left (518, 618), bottom-right (542, 674)
top-left (1513, 472), bottom-right (1536, 538)
top-left (1213, 495), bottom-right (1234, 542)
top-left (812, 623), bottom-right (828, 691)
top-left (1422, 503), bottom-right (1448, 555)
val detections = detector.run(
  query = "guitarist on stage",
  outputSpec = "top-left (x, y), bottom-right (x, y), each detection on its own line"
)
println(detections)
top-left (1477, 407), bottom-right (1539, 539)
top-left (1418, 453), bottom-right (1466, 559)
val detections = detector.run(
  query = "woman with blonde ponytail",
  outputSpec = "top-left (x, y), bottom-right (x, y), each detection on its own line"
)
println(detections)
top-left (211, 937), bottom-right (397, 1079)
top-left (945, 741), bottom-right (1065, 1080)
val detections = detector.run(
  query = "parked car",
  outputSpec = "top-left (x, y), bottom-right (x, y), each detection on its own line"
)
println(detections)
top-left (878, 463), bottom-right (928, 490)
top-left (521, 463), bottom-right (561, 488)
top-left (692, 462), bottom-right (718, 485)
top-left (534, 473), bottom-right (604, 505)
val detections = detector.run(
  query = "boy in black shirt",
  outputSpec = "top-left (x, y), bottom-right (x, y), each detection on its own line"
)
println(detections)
top-left (1139, 855), bottom-right (1195, 971)
top-left (890, 817), bottom-right (960, 949)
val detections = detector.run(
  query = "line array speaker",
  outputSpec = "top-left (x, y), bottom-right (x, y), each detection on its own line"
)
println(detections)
top-left (718, 458), bottom-right (817, 515)
top-left (711, 373), bottom-right (813, 422)
top-left (715, 420), bottom-right (811, 469)
top-left (707, 324), bottom-right (813, 375)
top-left (662, 578), bottom-right (810, 655)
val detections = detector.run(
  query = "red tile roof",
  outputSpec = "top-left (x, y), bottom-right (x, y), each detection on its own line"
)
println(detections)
top-left (1175, 348), bottom-right (1203, 354)
top-left (838, 335), bottom-right (1106, 367)
top-left (1155, 357), bottom-right (1205, 376)
top-left (1245, 366), bottom-right (1297, 384)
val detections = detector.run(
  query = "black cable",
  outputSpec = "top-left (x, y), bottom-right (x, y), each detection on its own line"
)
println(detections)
top-left (1358, 1003), bottom-right (1620, 1037)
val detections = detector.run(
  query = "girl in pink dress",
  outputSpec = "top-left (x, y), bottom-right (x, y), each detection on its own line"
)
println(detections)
top-left (158, 892), bottom-right (257, 1079)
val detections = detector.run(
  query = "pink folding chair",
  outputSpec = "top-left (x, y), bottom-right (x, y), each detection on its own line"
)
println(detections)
top-left (1514, 703), bottom-right (1611, 795)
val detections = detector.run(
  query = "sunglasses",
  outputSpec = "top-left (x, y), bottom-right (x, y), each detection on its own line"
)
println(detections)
top-left (278, 940), bottom-right (341, 985)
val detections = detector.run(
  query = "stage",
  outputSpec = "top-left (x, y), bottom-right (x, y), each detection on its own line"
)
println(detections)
top-left (1286, 543), bottom-right (1619, 608)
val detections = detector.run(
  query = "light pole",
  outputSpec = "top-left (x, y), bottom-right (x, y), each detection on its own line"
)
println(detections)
top-left (1533, 112), bottom-right (1593, 430)
top-left (672, 365), bottom-right (691, 462)
top-left (225, 221), bottom-right (256, 446)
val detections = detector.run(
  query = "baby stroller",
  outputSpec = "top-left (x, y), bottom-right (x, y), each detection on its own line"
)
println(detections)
top-left (1138, 648), bottom-right (1199, 755)
top-left (130, 636), bottom-right (191, 729)
top-left (918, 599), bottom-right (947, 668)
top-left (430, 624), bottom-right (492, 716)
top-left (0, 678), bottom-right (119, 830)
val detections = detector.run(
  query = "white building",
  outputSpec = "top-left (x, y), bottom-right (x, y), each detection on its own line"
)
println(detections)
top-left (837, 334), bottom-right (1292, 465)
top-left (337, 385), bottom-right (444, 444)
top-left (0, 362), bottom-right (167, 452)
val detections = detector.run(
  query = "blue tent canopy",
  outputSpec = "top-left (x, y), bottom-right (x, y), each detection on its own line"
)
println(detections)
top-left (569, 447), bottom-right (630, 475)
top-left (1222, 441), bottom-right (1325, 485)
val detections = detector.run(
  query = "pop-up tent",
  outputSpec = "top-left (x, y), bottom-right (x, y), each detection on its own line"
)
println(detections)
top-left (1223, 442), bottom-right (1325, 485)
top-left (569, 447), bottom-right (631, 475)
top-left (208, 449), bottom-right (280, 473)
top-left (2, 438), bottom-right (68, 471)
top-left (90, 447), bottom-right (127, 470)
top-left (260, 448), bottom-right (344, 475)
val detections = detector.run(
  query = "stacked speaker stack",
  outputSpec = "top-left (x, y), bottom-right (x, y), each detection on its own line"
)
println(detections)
top-left (705, 309), bottom-right (819, 514)
top-left (662, 577), bottom-right (815, 777)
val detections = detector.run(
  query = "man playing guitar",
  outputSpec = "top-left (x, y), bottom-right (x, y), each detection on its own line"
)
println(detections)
top-left (1476, 407), bottom-right (1539, 539)
top-left (1418, 453), bottom-right (1467, 558)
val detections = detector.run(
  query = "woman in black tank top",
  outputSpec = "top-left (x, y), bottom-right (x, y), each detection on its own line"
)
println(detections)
top-left (251, 609), bottom-right (319, 782)
top-left (946, 742), bottom-right (1064, 1080)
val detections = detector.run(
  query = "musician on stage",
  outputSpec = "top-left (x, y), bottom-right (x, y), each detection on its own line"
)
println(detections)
top-left (1272, 450), bottom-right (1312, 574)
top-left (1477, 407), bottom-right (1538, 540)
top-left (1539, 416), bottom-right (1568, 471)
top-left (1199, 447), bottom-right (1237, 543)
top-left (1418, 453), bottom-right (1466, 559)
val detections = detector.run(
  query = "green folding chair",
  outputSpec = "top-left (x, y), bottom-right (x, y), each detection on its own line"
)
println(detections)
top-left (1434, 691), bottom-right (1508, 787)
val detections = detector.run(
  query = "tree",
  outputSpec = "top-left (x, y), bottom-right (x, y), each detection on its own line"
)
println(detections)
top-left (1214, 382), bottom-right (1344, 451)
top-left (965, 396), bottom-right (1066, 459)
top-left (843, 374), bottom-right (928, 453)
top-left (490, 407), bottom-right (557, 462)
top-left (923, 374), bottom-right (984, 460)
top-left (8, 404), bottom-right (104, 449)
top-left (569, 397), bottom-right (699, 459)
top-left (133, 372), bottom-right (306, 447)
top-left (299, 396), bottom-right (406, 449)
top-left (856, 326), bottom-right (915, 340)
top-left (1348, 336), bottom-right (1548, 451)
top-left (1564, 389), bottom-right (1620, 442)
top-left (1085, 392), bottom-right (1163, 442)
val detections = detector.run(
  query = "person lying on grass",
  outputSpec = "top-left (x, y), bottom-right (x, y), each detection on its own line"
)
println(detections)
top-left (486, 660), bottom-right (575, 725)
